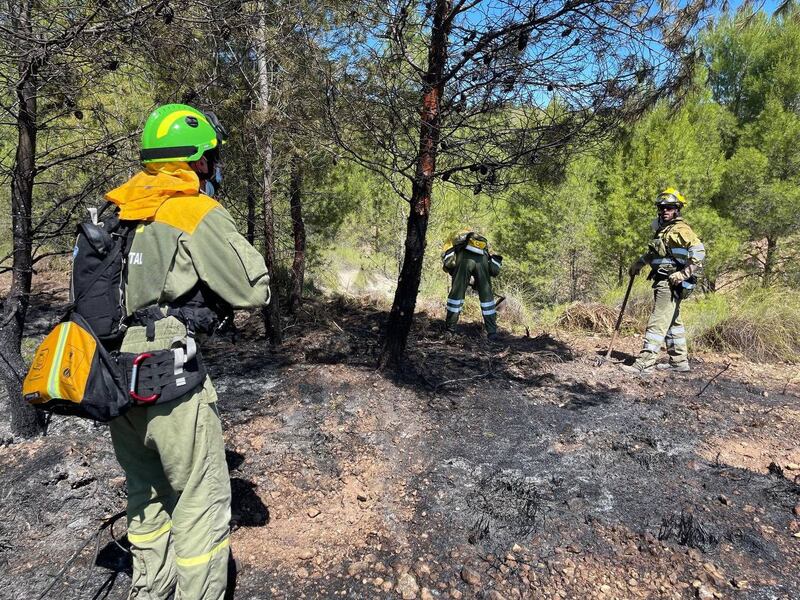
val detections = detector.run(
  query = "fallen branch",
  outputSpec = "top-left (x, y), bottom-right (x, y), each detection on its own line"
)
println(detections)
top-left (435, 371), bottom-right (491, 391)
top-left (696, 363), bottom-right (731, 397)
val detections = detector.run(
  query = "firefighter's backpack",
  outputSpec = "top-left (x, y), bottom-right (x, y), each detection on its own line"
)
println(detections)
top-left (69, 206), bottom-right (135, 345)
top-left (23, 206), bottom-right (207, 421)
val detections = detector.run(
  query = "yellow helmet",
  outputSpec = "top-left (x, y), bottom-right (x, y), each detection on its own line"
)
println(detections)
top-left (655, 188), bottom-right (686, 208)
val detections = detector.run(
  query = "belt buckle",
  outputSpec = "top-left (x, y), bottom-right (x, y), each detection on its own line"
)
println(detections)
top-left (129, 352), bottom-right (160, 404)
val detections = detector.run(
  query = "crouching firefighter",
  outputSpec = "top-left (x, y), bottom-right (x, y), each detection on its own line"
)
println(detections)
top-left (441, 230), bottom-right (503, 341)
top-left (622, 188), bottom-right (705, 374)
top-left (108, 104), bottom-right (269, 599)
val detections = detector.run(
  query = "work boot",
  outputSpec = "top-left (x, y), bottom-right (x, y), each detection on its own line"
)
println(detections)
top-left (656, 361), bottom-right (690, 372)
top-left (619, 362), bottom-right (653, 375)
top-left (486, 332), bottom-right (501, 345)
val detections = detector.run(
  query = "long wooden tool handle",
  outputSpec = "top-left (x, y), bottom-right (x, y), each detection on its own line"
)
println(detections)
top-left (606, 274), bottom-right (635, 359)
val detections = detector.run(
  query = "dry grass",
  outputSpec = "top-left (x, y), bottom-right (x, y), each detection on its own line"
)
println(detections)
top-left (557, 302), bottom-right (618, 334)
top-left (694, 288), bottom-right (800, 363)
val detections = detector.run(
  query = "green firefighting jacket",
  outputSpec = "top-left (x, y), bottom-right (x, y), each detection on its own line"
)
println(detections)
top-left (105, 162), bottom-right (270, 318)
top-left (637, 217), bottom-right (705, 289)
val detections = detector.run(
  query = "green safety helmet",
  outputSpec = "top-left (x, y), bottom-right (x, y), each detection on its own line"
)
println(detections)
top-left (140, 103), bottom-right (227, 163)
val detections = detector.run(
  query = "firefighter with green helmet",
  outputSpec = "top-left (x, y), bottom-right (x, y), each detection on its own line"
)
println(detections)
top-left (442, 229), bottom-right (503, 341)
top-left (106, 104), bottom-right (269, 599)
top-left (622, 188), bottom-right (705, 374)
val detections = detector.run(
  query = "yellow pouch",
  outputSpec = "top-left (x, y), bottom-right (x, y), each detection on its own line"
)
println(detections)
top-left (23, 314), bottom-right (129, 421)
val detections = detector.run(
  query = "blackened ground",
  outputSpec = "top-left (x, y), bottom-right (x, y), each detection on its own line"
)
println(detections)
top-left (0, 291), bottom-right (798, 600)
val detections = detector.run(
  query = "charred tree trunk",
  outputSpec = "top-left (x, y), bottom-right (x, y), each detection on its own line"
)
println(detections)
top-left (380, 0), bottom-right (452, 368)
top-left (260, 138), bottom-right (282, 345)
top-left (288, 156), bottom-right (306, 314)
top-left (0, 2), bottom-right (43, 437)
top-left (246, 162), bottom-right (257, 245)
top-left (256, 10), bottom-right (282, 345)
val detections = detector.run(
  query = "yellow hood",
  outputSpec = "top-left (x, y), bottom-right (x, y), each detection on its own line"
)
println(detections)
top-left (105, 162), bottom-right (200, 221)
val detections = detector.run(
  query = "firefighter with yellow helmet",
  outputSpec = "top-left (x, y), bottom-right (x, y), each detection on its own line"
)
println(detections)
top-left (441, 229), bottom-right (502, 341)
top-left (107, 104), bottom-right (269, 599)
top-left (622, 188), bottom-right (705, 374)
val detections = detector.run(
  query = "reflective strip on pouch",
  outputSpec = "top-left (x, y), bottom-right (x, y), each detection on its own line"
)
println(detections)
top-left (47, 323), bottom-right (72, 400)
top-left (682, 281), bottom-right (695, 289)
top-left (127, 521), bottom-right (173, 545)
top-left (482, 309), bottom-right (496, 316)
top-left (480, 301), bottom-right (495, 308)
top-left (465, 245), bottom-right (485, 254)
top-left (650, 258), bottom-right (674, 265)
top-left (670, 248), bottom-right (689, 257)
top-left (491, 259), bottom-right (501, 267)
top-left (176, 537), bottom-right (230, 568)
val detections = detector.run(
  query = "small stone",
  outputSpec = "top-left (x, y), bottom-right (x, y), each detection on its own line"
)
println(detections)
top-left (600, 584), bottom-right (612, 593)
top-left (307, 507), bottom-right (321, 518)
top-left (718, 495), bottom-right (729, 506)
top-left (382, 580), bottom-right (394, 592)
top-left (732, 579), bottom-right (748, 589)
top-left (374, 577), bottom-right (384, 586)
top-left (628, 577), bottom-right (637, 586)
top-left (296, 567), bottom-right (309, 578)
top-left (298, 549), bottom-right (316, 560)
top-left (357, 492), bottom-right (368, 502)
top-left (421, 588), bottom-right (435, 600)
top-left (347, 561), bottom-right (367, 577)
top-left (450, 590), bottom-right (463, 599)
top-left (461, 566), bottom-right (481, 586)
top-left (567, 544), bottom-right (583, 554)
top-left (414, 562), bottom-right (432, 578)
top-left (396, 573), bottom-right (419, 599)
top-left (512, 543), bottom-right (524, 553)
top-left (786, 463), bottom-right (800, 471)
top-left (696, 584), bottom-right (715, 600)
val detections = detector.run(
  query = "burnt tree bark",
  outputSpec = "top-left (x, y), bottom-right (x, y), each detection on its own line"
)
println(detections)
top-left (260, 138), bottom-right (282, 345)
top-left (380, 0), bottom-right (452, 368)
top-left (256, 8), bottom-right (282, 345)
top-left (0, 1), bottom-right (43, 437)
top-left (246, 162), bottom-right (257, 245)
top-left (288, 156), bottom-right (306, 314)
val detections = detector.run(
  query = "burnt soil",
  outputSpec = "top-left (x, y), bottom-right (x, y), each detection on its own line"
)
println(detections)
top-left (1, 285), bottom-right (799, 600)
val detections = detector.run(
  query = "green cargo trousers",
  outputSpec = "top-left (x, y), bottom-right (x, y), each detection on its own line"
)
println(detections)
top-left (445, 250), bottom-right (497, 334)
top-left (110, 317), bottom-right (231, 600)
top-left (634, 279), bottom-right (688, 369)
